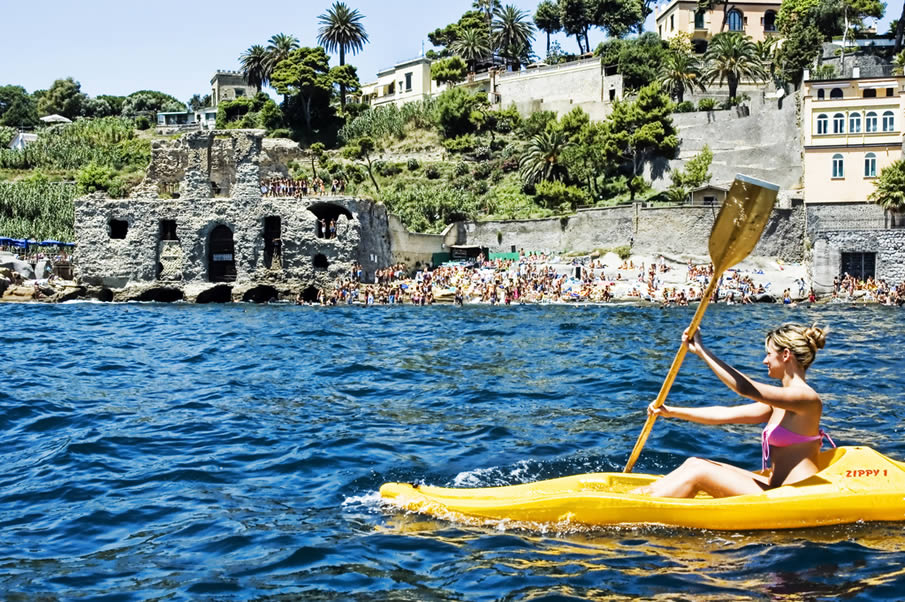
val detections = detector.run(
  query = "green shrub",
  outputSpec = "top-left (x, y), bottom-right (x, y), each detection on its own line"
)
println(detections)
top-left (534, 180), bottom-right (588, 212)
top-left (0, 126), bottom-right (17, 147)
top-left (473, 162), bottom-right (493, 180)
top-left (76, 163), bottom-right (126, 197)
top-left (407, 157), bottom-right (420, 171)
top-left (135, 116), bottom-right (151, 130)
top-left (697, 98), bottom-right (716, 111)
top-left (433, 87), bottom-right (487, 138)
top-left (519, 110), bottom-right (557, 137)
top-left (472, 145), bottom-right (491, 161)
top-left (675, 101), bottom-right (695, 113)
top-left (344, 162), bottom-right (367, 183)
top-left (379, 181), bottom-right (480, 233)
top-left (268, 128), bottom-right (292, 138)
top-left (454, 161), bottom-right (469, 177)
top-left (425, 165), bottom-right (441, 179)
top-left (442, 134), bottom-right (476, 153)
top-left (259, 100), bottom-right (285, 131)
top-left (374, 161), bottom-right (403, 177)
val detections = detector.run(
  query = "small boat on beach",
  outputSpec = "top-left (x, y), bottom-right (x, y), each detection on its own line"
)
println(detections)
top-left (380, 446), bottom-right (905, 530)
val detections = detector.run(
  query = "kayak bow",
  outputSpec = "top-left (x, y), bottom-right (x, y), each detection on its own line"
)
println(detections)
top-left (380, 447), bottom-right (905, 530)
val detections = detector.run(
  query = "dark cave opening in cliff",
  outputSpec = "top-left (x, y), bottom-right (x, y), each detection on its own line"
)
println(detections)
top-left (242, 285), bottom-right (279, 303)
top-left (196, 285), bottom-right (233, 304)
top-left (301, 285), bottom-right (319, 303)
top-left (136, 287), bottom-right (184, 303)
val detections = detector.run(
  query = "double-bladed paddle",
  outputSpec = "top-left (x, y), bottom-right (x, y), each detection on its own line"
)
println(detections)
top-left (623, 174), bottom-right (780, 473)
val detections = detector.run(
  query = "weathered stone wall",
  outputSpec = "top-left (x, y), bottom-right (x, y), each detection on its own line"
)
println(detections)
top-left (387, 215), bottom-right (455, 269)
top-left (460, 202), bottom-right (806, 261)
top-left (143, 133), bottom-right (311, 195)
top-left (74, 195), bottom-right (364, 289)
top-left (75, 130), bottom-right (397, 300)
top-left (807, 203), bottom-right (905, 292)
top-left (650, 94), bottom-right (803, 192)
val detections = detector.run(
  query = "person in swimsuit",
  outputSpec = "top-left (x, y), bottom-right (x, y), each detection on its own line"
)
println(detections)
top-left (635, 323), bottom-right (831, 498)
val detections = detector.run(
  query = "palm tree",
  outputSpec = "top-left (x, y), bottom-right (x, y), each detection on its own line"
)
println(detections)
top-left (534, 0), bottom-right (561, 58)
top-left (869, 159), bottom-right (905, 211)
top-left (266, 33), bottom-right (300, 74)
top-left (493, 5), bottom-right (536, 71)
top-left (519, 129), bottom-right (570, 186)
top-left (317, 2), bottom-right (369, 108)
top-left (473, 0), bottom-right (502, 35)
top-left (754, 37), bottom-right (778, 82)
top-left (239, 45), bottom-right (269, 91)
top-left (451, 28), bottom-right (492, 73)
top-left (893, 50), bottom-right (905, 76)
top-left (703, 32), bottom-right (766, 101)
top-left (658, 50), bottom-right (706, 104)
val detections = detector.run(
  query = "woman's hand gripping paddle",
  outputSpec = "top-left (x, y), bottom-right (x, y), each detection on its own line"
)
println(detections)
top-left (623, 174), bottom-right (780, 473)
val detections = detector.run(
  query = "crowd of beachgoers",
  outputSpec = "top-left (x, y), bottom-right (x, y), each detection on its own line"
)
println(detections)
top-left (303, 252), bottom-right (905, 307)
top-left (260, 177), bottom-right (346, 197)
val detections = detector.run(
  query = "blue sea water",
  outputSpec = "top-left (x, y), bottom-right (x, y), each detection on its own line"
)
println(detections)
top-left (1, 301), bottom-right (904, 600)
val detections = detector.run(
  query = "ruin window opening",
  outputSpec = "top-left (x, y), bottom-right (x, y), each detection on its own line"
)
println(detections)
top-left (109, 219), bottom-right (128, 239)
top-left (264, 216), bottom-right (282, 269)
top-left (208, 224), bottom-right (237, 283)
top-left (160, 220), bottom-right (178, 241)
top-left (313, 254), bottom-right (329, 270)
top-left (308, 203), bottom-right (353, 239)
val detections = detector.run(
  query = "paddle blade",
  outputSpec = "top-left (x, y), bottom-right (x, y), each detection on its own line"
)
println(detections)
top-left (709, 175), bottom-right (779, 271)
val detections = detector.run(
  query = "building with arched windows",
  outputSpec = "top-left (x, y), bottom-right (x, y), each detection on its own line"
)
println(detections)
top-left (655, 0), bottom-right (780, 52)
top-left (801, 68), bottom-right (905, 292)
top-left (802, 70), bottom-right (903, 204)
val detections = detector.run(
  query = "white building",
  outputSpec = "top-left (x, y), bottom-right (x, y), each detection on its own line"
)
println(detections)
top-left (8, 132), bottom-right (37, 150)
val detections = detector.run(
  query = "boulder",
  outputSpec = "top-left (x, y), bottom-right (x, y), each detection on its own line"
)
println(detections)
top-left (0, 257), bottom-right (34, 280)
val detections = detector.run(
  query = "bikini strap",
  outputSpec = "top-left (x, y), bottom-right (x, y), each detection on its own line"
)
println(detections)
top-left (820, 429), bottom-right (836, 449)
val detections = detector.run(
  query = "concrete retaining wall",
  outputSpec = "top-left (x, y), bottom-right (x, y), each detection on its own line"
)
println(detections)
top-left (650, 94), bottom-right (803, 192)
top-left (456, 202), bottom-right (807, 261)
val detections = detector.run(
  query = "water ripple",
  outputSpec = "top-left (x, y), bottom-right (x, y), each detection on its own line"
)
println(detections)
top-left (0, 302), bottom-right (904, 598)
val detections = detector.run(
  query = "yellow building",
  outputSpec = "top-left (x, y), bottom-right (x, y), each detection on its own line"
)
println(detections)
top-left (655, 0), bottom-right (780, 51)
top-left (359, 56), bottom-right (447, 108)
top-left (802, 71), bottom-right (904, 203)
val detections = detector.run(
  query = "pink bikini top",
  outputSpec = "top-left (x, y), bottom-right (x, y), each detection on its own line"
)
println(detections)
top-left (761, 424), bottom-right (835, 470)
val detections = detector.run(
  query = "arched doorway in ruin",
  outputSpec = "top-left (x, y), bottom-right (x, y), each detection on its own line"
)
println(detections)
top-left (208, 224), bottom-right (237, 282)
top-left (308, 203), bottom-right (353, 239)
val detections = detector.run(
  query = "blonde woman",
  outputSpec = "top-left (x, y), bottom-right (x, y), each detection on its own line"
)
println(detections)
top-left (637, 323), bottom-right (832, 498)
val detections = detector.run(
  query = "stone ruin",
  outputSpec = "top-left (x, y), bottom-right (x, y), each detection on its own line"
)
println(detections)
top-left (73, 129), bottom-right (393, 303)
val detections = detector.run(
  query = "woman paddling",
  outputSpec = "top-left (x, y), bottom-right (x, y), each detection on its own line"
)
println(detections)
top-left (637, 323), bottom-right (832, 498)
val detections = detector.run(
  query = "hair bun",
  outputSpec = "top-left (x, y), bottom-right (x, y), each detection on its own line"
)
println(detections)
top-left (805, 324), bottom-right (827, 350)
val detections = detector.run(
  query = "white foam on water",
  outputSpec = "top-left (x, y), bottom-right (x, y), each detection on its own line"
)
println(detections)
top-left (452, 459), bottom-right (537, 487)
top-left (342, 490), bottom-right (384, 511)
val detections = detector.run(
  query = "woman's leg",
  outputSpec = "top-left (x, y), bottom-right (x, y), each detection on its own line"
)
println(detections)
top-left (638, 457), bottom-right (769, 498)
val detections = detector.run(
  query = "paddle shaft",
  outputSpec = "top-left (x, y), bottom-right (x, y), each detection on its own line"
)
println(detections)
top-left (622, 269), bottom-right (723, 473)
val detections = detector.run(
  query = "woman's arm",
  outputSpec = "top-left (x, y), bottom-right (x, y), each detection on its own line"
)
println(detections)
top-left (685, 329), bottom-right (820, 411)
top-left (652, 401), bottom-right (772, 425)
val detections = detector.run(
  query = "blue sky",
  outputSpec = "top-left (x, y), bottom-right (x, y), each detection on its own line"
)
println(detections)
top-left (0, 0), bottom-right (896, 104)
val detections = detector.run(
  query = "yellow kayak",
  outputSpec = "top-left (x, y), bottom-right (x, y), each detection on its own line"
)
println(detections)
top-left (380, 446), bottom-right (905, 530)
